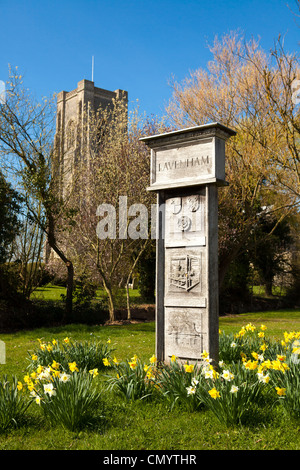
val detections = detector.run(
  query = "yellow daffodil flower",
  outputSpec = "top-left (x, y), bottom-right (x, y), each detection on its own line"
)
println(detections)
top-left (276, 387), bottom-right (286, 396)
top-left (184, 364), bottom-right (194, 373)
top-left (68, 361), bottom-right (79, 372)
top-left (208, 387), bottom-right (220, 399)
top-left (89, 368), bottom-right (99, 378)
top-left (128, 360), bottom-right (137, 370)
top-left (150, 355), bottom-right (157, 364)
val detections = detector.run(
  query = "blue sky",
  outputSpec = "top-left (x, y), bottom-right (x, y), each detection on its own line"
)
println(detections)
top-left (0, 0), bottom-right (299, 118)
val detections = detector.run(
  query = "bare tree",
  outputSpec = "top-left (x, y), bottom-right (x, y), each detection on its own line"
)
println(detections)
top-left (0, 68), bottom-right (75, 321)
top-left (166, 32), bottom-right (300, 288)
top-left (60, 99), bottom-right (166, 322)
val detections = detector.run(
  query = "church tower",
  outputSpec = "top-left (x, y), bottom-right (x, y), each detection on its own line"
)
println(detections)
top-left (45, 79), bottom-right (128, 265)
top-left (53, 79), bottom-right (128, 199)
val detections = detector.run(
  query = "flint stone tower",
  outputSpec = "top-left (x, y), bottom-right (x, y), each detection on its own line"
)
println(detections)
top-left (45, 79), bottom-right (128, 264)
top-left (53, 79), bottom-right (128, 199)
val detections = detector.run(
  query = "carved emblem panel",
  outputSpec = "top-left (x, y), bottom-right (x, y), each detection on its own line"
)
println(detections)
top-left (165, 247), bottom-right (206, 307)
top-left (165, 192), bottom-right (206, 247)
top-left (169, 254), bottom-right (200, 292)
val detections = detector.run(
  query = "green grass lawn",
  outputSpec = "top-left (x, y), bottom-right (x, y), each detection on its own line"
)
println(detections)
top-left (31, 284), bottom-right (145, 306)
top-left (0, 308), bottom-right (300, 450)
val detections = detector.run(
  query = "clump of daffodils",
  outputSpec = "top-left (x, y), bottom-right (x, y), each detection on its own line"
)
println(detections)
top-left (18, 324), bottom-right (300, 428)
top-left (21, 358), bottom-right (102, 431)
top-left (106, 354), bottom-right (159, 402)
top-left (28, 337), bottom-right (114, 373)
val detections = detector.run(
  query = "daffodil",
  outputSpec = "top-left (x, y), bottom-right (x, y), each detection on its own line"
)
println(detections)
top-left (186, 385), bottom-right (196, 395)
top-left (246, 323), bottom-right (256, 332)
top-left (236, 327), bottom-right (246, 337)
top-left (103, 358), bottom-right (110, 367)
top-left (184, 363), bottom-right (194, 373)
top-left (128, 360), bottom-right (137, 370)
top-left (221, 370), bottom-right (234, 382)
top-left (43, 383), bottom-right (56, 396)
top-left (27, 382), bottom-right (35, 392)
top-left (200, 350), bottom-right (210, 360)
top-left (150, 354), bottom-right (157, 364)
top-left (31, 354), bottom-right (38, 361)
top-left (39, 367), bottom-right (51, 379)
top-left (146, 368), bottom-right (155, 380)
top-left (276, 387), bottom-right (286, 396)
top-left (257, 372), bottom-right (270, 383)
top-left (276, 354), bottom-right (286, 362)
top-left (89, 368), bottom-right (99, 378)
top-left (204, 368), bottom-right (215, 379)
top-left (60, 372), bottom-right (71, 382)
top-left (230, 385), bottom-right (239, 394)
top-left (208, 387), bottom-right (220, 399)
top-left (68, 361), bottom-right (79, 372)
top-left (244, 360), bottom-right (258, 370)
top-left (203, 365), bottom-right (218, 379)
top-left (17, 381), bottom-right (23, 391)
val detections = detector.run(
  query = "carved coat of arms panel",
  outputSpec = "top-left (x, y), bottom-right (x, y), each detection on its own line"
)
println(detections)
top-left (165, 192), bottom-right (206, 247)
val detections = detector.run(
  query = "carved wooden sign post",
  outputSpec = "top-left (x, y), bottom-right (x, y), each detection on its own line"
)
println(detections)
top-left (141, 123), bottom-right (236, 364)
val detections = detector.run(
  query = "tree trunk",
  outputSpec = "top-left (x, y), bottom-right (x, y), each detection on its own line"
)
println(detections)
top-left (65, 261), bottom-right (74, 322)
top-left (264, 279), bottom-right (273, 297)
top-left (126, 282), bottom-right (131, 321)
top-left (106, 286), bottom-right (115, 322)
top-left (125, 239), bottom-right (149, 321)
top-left (46, 215), bottom-right (74, 322)
top-left (101, 277), bottom-right (115, 322)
